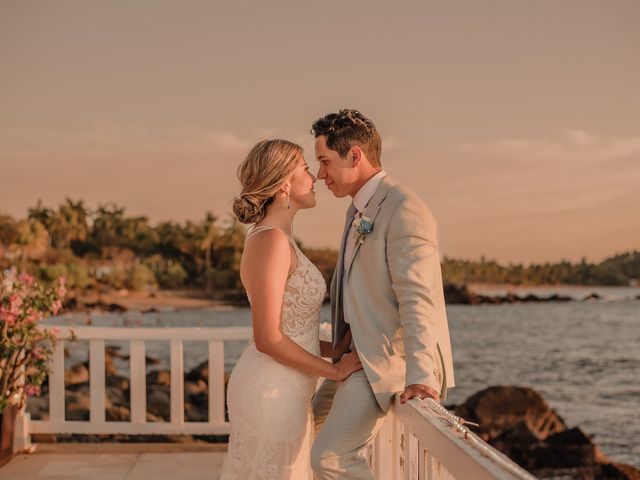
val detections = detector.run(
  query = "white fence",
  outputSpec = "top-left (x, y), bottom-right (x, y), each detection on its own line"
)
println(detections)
top-left (17, 325), bottom-right (535, 479)
top-left (29, 326), bottom-right (251, 435)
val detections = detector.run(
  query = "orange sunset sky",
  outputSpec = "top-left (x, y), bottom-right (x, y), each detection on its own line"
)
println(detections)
top-left (1, 1), bottom-right (639, 263)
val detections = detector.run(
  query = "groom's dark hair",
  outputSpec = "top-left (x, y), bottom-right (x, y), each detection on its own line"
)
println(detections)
top-left (311, 109), bottom-right (382, 168)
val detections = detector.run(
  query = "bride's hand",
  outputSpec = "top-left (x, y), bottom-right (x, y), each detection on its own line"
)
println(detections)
top-left (333, 350), bottom-right (362, 381)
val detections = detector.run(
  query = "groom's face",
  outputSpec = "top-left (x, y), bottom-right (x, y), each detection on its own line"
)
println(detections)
top-left (314, 135), bottom-right (356, 198)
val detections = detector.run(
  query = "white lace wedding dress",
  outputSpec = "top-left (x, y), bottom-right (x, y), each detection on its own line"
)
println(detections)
top-left (220, 226), bottom-right (327, 479)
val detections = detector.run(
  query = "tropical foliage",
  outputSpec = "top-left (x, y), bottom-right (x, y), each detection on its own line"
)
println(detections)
top-left (1, 199), bottom-right (638, 291)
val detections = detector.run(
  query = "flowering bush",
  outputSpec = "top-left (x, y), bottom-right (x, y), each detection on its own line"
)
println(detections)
top-left (0, 270), bottom-right (66, 414)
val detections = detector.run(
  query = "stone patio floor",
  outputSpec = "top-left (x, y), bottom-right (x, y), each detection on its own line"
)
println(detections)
top-left (0, 443), bottom-right (228, 479)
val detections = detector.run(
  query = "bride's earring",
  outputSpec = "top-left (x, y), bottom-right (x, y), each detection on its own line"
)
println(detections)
top-left (287, 193), bottom-right (291, 209)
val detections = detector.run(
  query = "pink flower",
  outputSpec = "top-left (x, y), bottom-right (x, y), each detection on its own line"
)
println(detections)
top-left (57, 286), bottom-right (67, 299)
top-left (58, 276), bottom-right (66, 287)
top-left (32, 347), bottom-right (44, 360)
top-left (18, 273), bottom-right (35, 287)
top-left (50, 326), bottom-right (60, 337)
top-left (9, 294), bottom-right (23, 315)
top-left (1, 309), bottom-right (16, 326)
top-left (51, 300), bottom-right (62, 315)
top-left (24, 306), bottom-right (42, 323)
top-left (25, 384), bottom-right (41, 396)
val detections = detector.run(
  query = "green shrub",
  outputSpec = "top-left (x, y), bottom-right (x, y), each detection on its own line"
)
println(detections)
top-left (129, 263), bottom-right (157, 291)
top-left (156, 261), bottom-right (188, 289)
top-left (38, 264), bottom-right (68, 283)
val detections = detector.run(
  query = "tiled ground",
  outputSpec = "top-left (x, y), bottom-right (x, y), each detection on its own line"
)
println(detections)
top-left (0, 444), bottom-right (227, 479)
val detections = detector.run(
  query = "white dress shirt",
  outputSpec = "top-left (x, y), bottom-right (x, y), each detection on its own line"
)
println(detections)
top-left (344, 170), bottom-right (387, 268)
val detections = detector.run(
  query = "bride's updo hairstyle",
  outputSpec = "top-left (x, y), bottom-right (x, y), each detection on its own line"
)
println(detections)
top-left (232, 139), bottom-right (303, 224)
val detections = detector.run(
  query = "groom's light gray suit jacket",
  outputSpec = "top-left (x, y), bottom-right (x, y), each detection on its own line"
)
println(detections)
top-left (331, 175), bottom-right (455, 412)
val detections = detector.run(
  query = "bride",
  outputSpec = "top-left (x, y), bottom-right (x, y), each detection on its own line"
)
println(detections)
top-left (220, 139), bottom-right (362, 479)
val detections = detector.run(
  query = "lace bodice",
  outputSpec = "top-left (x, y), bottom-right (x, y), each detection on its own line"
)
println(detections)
top-left (245, 225), bottom-right (326, 348)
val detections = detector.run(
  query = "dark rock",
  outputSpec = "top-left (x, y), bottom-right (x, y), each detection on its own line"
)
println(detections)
top-left (185, 379), bottom-right (207, 397)
top-left (455, 386), bottom-right (640, 479)
top-left (455, 386), bottom-right (567, 441)
top-left (186, 360), bottom-right (209, 383)
top-left (147, 386), bottom-right (170, 420)
top-left (584, 293), bottom-right (602, 301)
top-left (106, 405), bottom-right (131, 422)
top-left (443, 284), bottom-right (573, 305)
top-left (65, 363), bottom-right (89, 385)
top-left (106, 375), bottom-right (129, 392)
top-left (65, 390), bottom-right (90, 421)
top-left (147, 370), bottom-right (171, 387)
top-left (83, 301), bottom-right (127, 313)
top-left (546, 294), bottom-right (572, 302)
top-left (603, 463), bottom-right (640, 480)
top-left (62, 296), bottom-right (78, 311)
top-left (106, 385), bottom-right (128, 407)
top-left (494, 421), bottom-right (540, 446)
top-left (443, 284), bottom-right (475, 304)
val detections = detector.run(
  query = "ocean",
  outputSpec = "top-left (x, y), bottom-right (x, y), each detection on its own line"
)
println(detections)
top-left (45, 285), bottom-right (640, 467)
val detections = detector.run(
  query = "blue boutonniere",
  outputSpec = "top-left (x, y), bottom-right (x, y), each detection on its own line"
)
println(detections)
top-left (352, 214), bottom-right (373, 245)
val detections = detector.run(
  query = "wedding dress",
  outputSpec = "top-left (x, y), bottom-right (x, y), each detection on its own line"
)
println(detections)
top-left (220, 226), bottom-right (327, 479)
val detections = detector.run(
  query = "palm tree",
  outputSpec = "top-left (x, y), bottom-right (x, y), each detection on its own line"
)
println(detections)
top-left (12, 219), bottom-right (49, 270)
top-left (91, 203), bottom-right (127, 247)
top-left (50, 198), bottom-right (89, 249)
top-left (199, 212), bottom-right (219, 294)
top-left (27, 200), bottom-right (54, 247)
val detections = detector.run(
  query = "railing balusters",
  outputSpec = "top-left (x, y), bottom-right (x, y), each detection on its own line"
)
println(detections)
top-left (130, 340), bottom-right (146, 423)
top-left (208, 341), bottom-right (224, 424)
top-left (30, 325), bottom-right (536, 480)
top-left (410, 433), bottom-right (420, 479)
top-left (170, 338), bottom-right (184, 424)
top-left (49, 339), bottom-right (65, 422)
top-left (89, 339), bottom-right (105, 422)
top-left (420, 445), bottom-right (430, 480)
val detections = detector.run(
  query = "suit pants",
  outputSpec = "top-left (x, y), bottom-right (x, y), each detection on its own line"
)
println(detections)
top-left (311, 371), bottom-right (388, 479)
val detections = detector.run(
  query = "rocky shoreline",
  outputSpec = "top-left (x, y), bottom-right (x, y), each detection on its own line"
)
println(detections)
top-left (26, 349), bottom-right (639, 479)
top-left (55, 284), bottom-right (626, 315)
top-left (454, 386), bottom-right (639, 480)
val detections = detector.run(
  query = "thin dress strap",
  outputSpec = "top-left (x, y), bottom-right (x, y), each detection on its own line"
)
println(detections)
top-left (246, 225), bottom-right (292, 242)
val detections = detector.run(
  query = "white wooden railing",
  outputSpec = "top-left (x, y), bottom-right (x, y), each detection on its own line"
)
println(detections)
top-left (29, 325), bottom-right (252, 435)
top-left (16, 326), bottom-right (536, 479)
top-left (373, 399), bottom-right (536, 480)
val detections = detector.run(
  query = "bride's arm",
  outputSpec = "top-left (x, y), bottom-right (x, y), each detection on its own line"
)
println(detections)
top-left (243, 229), bottom-right (361, 381)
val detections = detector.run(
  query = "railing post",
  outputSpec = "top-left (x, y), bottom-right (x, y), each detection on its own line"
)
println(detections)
top-left (130, 340), bottom-right (146, 423)
top-left (49, 340), bottom-right (65, 422)
top-left (89, 339), bottom-right (105, 423)
top-left (170, 338), bottom-right (184, 425)
top-left (208, 341), bottom-right (225, 425)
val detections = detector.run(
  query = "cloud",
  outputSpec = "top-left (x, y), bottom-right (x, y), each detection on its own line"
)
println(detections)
top-left (409, 129), bottom-right (640, 228)
top-left (458, 129), bottom-right (640, 166)
top-left (0, 124), bottom-right (255, 160)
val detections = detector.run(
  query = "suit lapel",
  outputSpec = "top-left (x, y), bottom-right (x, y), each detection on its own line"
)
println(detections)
top-left (344, 176), bottom-right (394, 279)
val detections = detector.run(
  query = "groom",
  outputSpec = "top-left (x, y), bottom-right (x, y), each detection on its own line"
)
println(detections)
top-left (311, 109), bottom-right (455, 479)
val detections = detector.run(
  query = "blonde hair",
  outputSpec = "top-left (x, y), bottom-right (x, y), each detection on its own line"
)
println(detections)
top-left (232, 139), bottom-right (303, 224)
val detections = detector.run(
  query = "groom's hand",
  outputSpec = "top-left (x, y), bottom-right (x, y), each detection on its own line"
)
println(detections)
top-left (399, 384), bottom-right (439, 404)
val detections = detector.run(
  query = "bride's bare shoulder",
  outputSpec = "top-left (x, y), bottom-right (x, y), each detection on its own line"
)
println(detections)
top-left (242, 228), bottom-right (292, 269)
